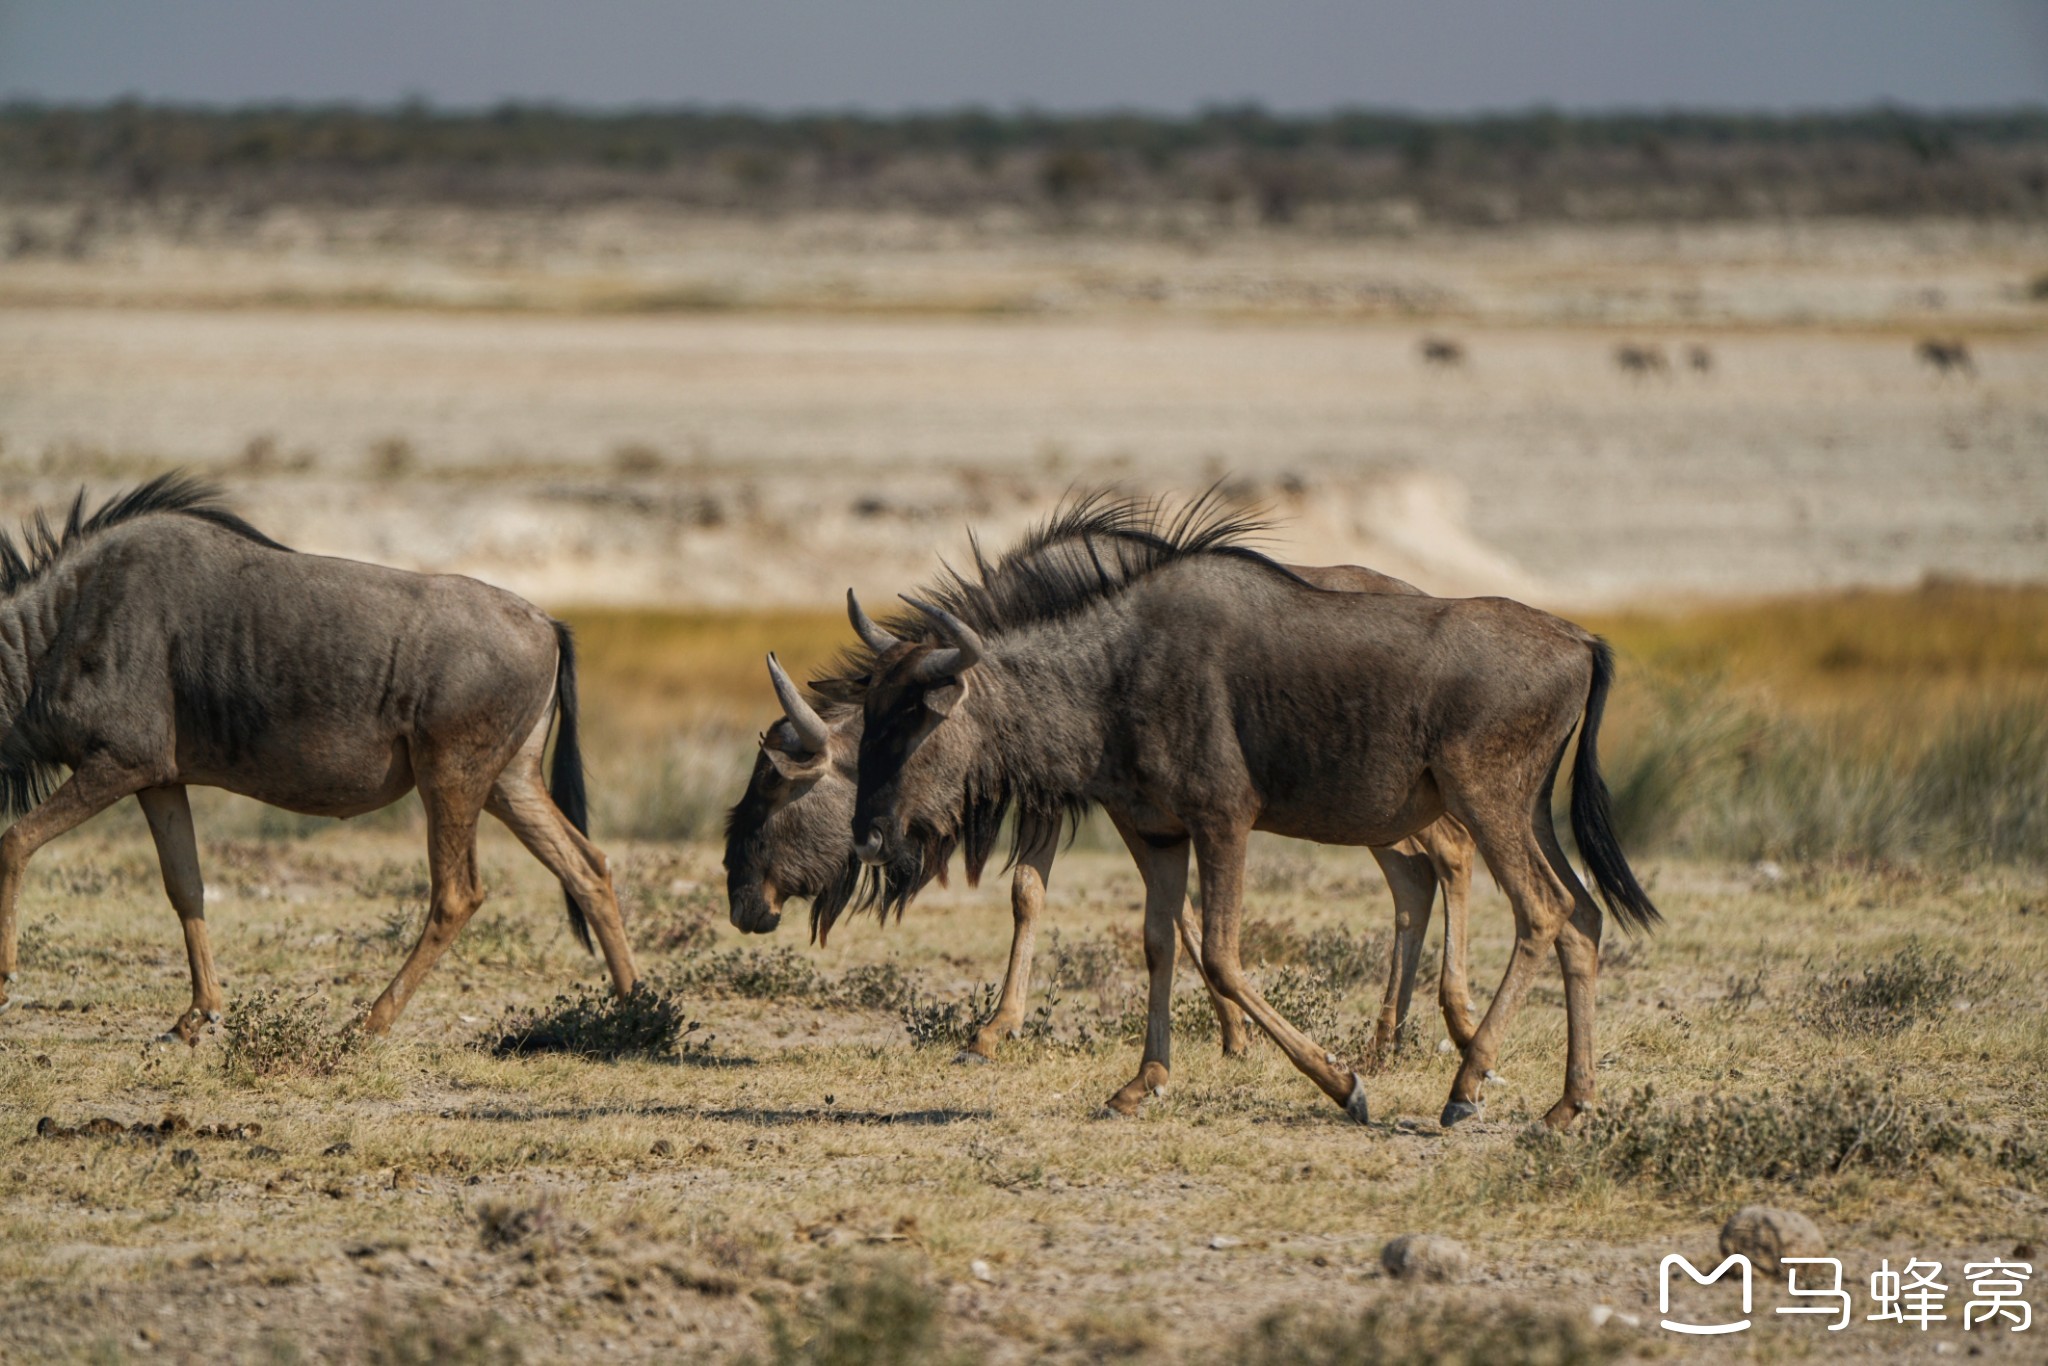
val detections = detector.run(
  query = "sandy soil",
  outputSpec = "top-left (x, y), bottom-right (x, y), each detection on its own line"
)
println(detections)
top-left (1, 303), bottom-right (2043, 607)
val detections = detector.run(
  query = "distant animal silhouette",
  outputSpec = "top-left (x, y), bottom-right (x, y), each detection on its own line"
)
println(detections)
top-left (1916, 338), bottom-right (1975, 378)
top-left (1686, 344), bottom-right (1714, 374)
top-left (1419, 337), bottom-right (1465, 368)
top-left (1614, 343), bottom-right (1669, 377)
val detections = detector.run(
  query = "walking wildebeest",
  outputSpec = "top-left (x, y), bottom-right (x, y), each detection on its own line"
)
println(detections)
top-left (1916, 338), bottom-right (1975, 378)
top-left (1418, 337), bottom-right (1465, 368)
top-left (724, 527), bottom-right (1480, 1068)
top-left (846, 495), bottom-right (1658, 1128)
top-left (1686, 344), bottom-right (1714, 375)
top-left (1614, 343), bottom-right (1668, 377)
top-left (0, 475), bottom-right (638, 1041)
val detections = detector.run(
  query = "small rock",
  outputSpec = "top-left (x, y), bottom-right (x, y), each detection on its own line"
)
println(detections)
top-left (1208, 1235), bottom-right (1244, 1251)
top-left (1380, 1233), bottom-right (1470, 1282)
top-left (1752, 860), bottom-right (1786, 887)
top-left (1720, 1206), bottom-right (1824, 1273)
top-left (322, 1141), bottom-right (353, 1157)
top-left (1437, 1038), bottom-right (1455, 1055)
top-left (650, 1139), bottom-right (675, 1158)
top-left (969, 1259), bottom-right (995, 1283)
top-left (1589, 1304), bottom-right (1641, 1329)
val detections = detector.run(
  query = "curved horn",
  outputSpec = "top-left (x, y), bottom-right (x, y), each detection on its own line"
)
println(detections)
top-left (900, 595), bottom-right (986, 680)
top-left (766, 653), bottom-right (832, 754)
top-left (847, 588), bottom-right (901, 654)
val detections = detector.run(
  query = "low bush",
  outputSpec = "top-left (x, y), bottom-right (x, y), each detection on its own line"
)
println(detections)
top-left (219, 991), bottom-right (362, 1081)
top-left (900, 983), bottom-right (999, 1050)
top-left (754, 1258), bottom-right (967, 1366)
top-left (1797, 941), bottom-right (1995, 1038)
top-left (485, 983), bottom-right (702, 1061)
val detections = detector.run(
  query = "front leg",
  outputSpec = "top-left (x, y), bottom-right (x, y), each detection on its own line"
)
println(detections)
top-left (1105, 832), bottom-right (1189, 1115)
top-left (961, 838), bottom-right (1054, 1062)
top-left (1172, 902), bottom-right (1250, 1056)
top-left (1193, 824), bottom-right (1370, 1122)
top-left (137, 787), bottom-right (225, 1045)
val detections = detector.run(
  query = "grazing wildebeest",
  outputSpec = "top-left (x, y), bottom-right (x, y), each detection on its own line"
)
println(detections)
top-left (1916, 338), bottom-right (1975, 378)
top-left (1418, 337), bottom-right (1465, 368)
top-left (847, 496), bottom-right (1658, 1128)
top-left (0, 476), bottom-right (638, 1041)
top-left (1686, 344), bottom-right (1714, 375)
top-left (724, 529), bottom-right (1480, 1069)
top-left (1614, 343), bottom-right (1669, 377)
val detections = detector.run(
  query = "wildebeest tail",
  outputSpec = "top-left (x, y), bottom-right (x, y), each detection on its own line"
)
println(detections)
top-left (1570, 638), bottom-right (1662, 933)
top-left (548, 620), bottom-right (594, 953)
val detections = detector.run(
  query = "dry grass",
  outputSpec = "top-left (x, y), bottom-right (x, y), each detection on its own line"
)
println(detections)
top-left (0, 818), bottom-right (2042, 1361)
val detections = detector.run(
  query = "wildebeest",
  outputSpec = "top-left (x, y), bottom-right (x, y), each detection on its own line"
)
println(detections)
top-left (1916, 338), bottom-right (1975, 378)
top-left (1418, 337), bottom-right (1465, 368)
top-left (847, 495), bottom-right (1658, 1128)
top-left (1614, 343), bottom-right (1668, 377)
top-left (0, 476), bottom-right (638, 1040)
top-left (724, 529), bottom-right (1480, 1070)
top-left (1686, 344), bottom-right (1714, 374)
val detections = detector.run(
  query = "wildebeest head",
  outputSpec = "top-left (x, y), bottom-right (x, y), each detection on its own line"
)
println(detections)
top-left (722, 653), bottom-right (931, 942)
top-left (848, 590), bottom-right (988, 869)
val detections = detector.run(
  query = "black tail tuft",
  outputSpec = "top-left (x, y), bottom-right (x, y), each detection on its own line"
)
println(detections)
top-left (1570, 639), bottom-right (1662, 934)
top-left (548, 620), bottom-right (594, 953)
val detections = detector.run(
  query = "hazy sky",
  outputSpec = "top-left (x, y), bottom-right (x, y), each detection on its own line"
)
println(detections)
top-left (2, 1), bottom-right (2043, 114)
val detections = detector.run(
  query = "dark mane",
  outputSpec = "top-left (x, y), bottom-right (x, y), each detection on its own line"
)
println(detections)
top-left (0, 472), bottom-right (290, 598)
top-left (806, 489), bottom-right (1306, 919)
top-left (924, 487), bottom-right (1302, 638)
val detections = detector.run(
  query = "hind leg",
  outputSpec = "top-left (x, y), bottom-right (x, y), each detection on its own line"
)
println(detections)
top-left (362, 780), bottom-right (488, 1034)
top-left (1419, 817), bottom-right (1479, 1051)
top-left (1, 758), bottom-right (149, 1013)
top-left (1171, 902), bottom-right (1251, 1057)
top-left (1367, 841), bottom-right (1436, 1068)
top-left (136, 786), bottom-right (224, 1044)
top-left (1438, 781), bottom-right (1576, 1128)
top-left (1538, 815), bottom-right (1604, 1126)
top-left (487, 749), bottom-right (638, 999)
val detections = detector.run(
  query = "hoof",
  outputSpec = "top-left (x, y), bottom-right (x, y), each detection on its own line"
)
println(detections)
top-left (1344, 1074), bottom-right (1371, 1126)
top-left (154, 1031), bottom-right (180, 1046)
top-left (1439, 1099), bottom-right (1483, 1129)
top-left (952, 1049), bottom-right (993, 1067)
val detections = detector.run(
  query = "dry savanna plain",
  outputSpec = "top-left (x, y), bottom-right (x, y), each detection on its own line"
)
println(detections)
top-left (0, 204), bottom-right (2046, 1362)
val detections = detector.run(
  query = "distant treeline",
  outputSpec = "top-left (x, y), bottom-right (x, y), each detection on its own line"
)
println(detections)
top-left (4, 102), bottom-right (2045, 224)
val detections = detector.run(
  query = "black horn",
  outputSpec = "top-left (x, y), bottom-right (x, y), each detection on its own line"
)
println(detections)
top-left (766, 653), bottom-right (831, 754)
top-left (847, 589), bottom-right (900, 654)
top-left (901, 596), bottom-right (986, 679)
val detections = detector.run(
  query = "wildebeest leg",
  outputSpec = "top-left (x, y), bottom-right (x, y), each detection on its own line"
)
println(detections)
top-left (1367, 841), bottom-right (1436, 1069)
top-left (1421, 818), bottom-right (1480, 1051)
top-left (0, 759), bottom-right (147, 1012)
top-left (136, 786), bottom-right (224, 1045)
top-left (1192, 825), bottom-right (1370, 1122)
top-left (1170, 902), bottom-right (1250, 1057)
top-left (362, 788), bottom-right (486, 1034)
top-left (485, 746), bottom-right (639, 1000)
top-left (1438, 799), bottom-right (1573, 1128)
top-left (1104, 830), bottom-right (1191, 1116)
top-left (962, 836), bottom-right (1055, 1062)
top-left (1538, 814), bottom-right (1604, 1128)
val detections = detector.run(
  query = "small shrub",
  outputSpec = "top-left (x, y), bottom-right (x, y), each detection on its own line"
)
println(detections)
top-left (632, 887), bottom-right (719, 957)
top-left (219, 991), bottom-right (362, 1081)
top-left (1260, 964), bottom-right (1341, 1042)
top-left (900, 983), bottom-right (999, 1050)
top-left (1222, 1296), bottom-right (1625, 1366)
top-left (1797, 941), bottom-right (1995, 1037)
top-left (485, 984), bottom-right (702, 1061)
top-left (1040, 928), bottom-right (1127, 993)
top-left (474, 1195), bottom-right (562, 1253)
top-left (757, 1258), bottom-right (966, 1366)
top-left (677, 946), bottom-right (822, 999)
top-left (1301, 925), bottom-right (1387, 991)
top-left (830, 960), bottom-right (922, 1012)
top-left (1583, 1073), bottom-right (1978, 1197)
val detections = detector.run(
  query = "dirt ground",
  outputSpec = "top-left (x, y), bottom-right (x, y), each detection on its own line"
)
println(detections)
top-left (0, 823), bottom-right (2041, 1362)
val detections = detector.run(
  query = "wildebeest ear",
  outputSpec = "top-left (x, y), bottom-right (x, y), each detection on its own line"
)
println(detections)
top-left (764, 746), bottom-right (827, 780)
top-left (924, 680), bottom-right (966, 717)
